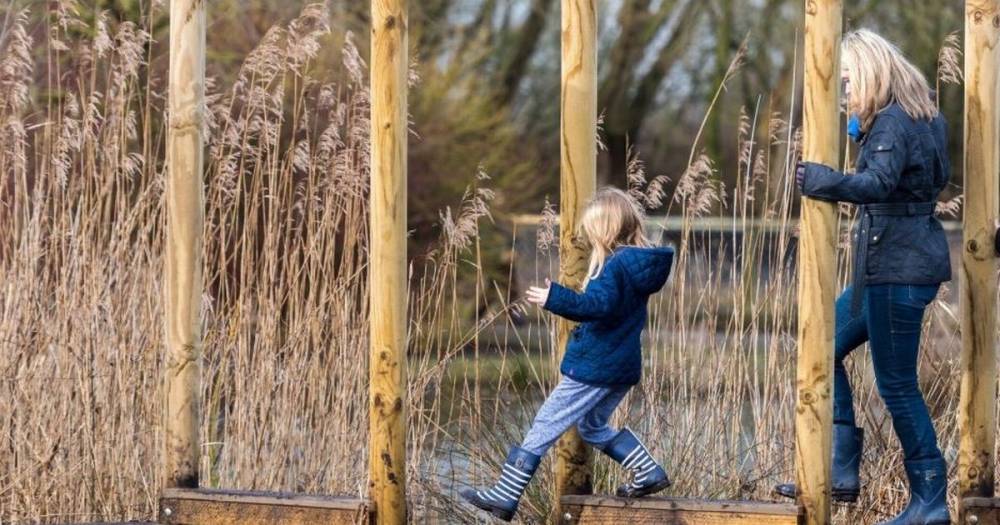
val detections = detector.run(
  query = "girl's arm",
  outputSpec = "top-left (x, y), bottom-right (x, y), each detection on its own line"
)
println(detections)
top-left (541, 265), bottom-right (623, 323)
top-left (799, 116), bottom-right (907, 204)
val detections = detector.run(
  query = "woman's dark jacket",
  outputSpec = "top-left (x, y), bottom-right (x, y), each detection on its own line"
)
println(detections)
top-left (800, 102), bottom-right (952, 307)
top-left (543, 246), bottom-right (674, 386)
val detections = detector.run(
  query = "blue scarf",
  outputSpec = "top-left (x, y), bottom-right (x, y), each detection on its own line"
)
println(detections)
top-left (847, 114), bottom-right (864, 143)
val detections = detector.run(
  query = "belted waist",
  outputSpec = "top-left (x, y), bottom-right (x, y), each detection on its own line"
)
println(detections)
top-left (864, 202), bottom-right (936, 216)
top-left (851, 202), bottom-right (937, 313)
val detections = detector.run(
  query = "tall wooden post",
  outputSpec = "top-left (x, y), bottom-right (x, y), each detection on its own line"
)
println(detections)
top-left (958, 0), bottom-right (1000, 516)
top-left (555, 0), bottom-right (597, 513)
top-left (369, 1), bottom-right (408, 524)
top-left (164, 0), bottom-right (206, 489)
top-left (796, 1), bottom-right (841, 524)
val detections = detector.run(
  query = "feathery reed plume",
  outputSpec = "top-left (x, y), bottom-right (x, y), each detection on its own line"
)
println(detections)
top-left (536, 197), bottom-right (558, 252)
top-left (936, 31), bottom-right (963, 100)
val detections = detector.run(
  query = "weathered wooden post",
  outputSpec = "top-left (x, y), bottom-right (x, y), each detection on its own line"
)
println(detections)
top-left (164, 0), bottom-right (206, 490)
top-left (796, 1), bottom-right (841, 524)
top-left (369, 1), bottom-right (408, 524)
top-left (958, 0), bottom-right (1000, 518)
top-left (555, 0), bottom-right (598, 514)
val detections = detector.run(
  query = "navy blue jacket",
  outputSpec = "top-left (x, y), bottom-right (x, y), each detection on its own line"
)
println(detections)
top-left (543, 246), bottom-right (674, 386)
top-left (801, 103), bottom-right (952, 292)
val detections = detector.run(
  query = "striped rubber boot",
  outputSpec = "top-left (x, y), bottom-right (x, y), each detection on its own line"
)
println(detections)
top-left (460, 446), bottom-right (540, 522)
top-left (602, 428), bottom-right (671, 498)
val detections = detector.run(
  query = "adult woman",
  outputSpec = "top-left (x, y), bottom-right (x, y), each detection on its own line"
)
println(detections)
top-left (774, 29), bottom-right (951, 525)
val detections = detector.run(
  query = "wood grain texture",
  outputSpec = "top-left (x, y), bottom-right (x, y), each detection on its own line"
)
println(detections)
top-left (560, 495), bottom-right (801, 525)
top-left (796, 1), bottom-right (842, 524)
top-left (164, 0), bottom-right (206, 490)
top-left (159, 488), bottom-right (371, 525)
top-left (962, 497), bottom-right (1000, 525)
top-left (555, 0), bottom-right (599, 517)
top-left (958, 0), bottom-right (1000, 515)
top-left (369, 1), bottom-right (408, 524)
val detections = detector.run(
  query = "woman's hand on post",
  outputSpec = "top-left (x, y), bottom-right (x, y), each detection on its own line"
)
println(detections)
top-left (526, 279), bottom-right (551, 306)
top-left (795, 162), bottom-right (807, 192)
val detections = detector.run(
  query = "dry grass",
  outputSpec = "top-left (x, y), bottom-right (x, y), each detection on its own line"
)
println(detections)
top-left (0, 5), bottom-right (975, 525)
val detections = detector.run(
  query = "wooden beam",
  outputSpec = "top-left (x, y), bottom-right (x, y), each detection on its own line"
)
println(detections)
top-left (958, 0), bottom-right (1000, 516)
top-left (158, 488), bottom-right (372, 524)
top-left (164, 0), bottom-right (206, 489)
top-left (962, 497), bottom-right (1000, 525)
top-left (559, 495), bottom-right (801, 525)
top-left (555, 0), bottom-right (598, 515)
top-left (796, 1), bottom-right (841, 524)
top-left (369, 1), bottom-right (408, 524)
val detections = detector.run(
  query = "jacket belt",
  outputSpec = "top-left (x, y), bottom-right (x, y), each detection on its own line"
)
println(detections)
top-left (866, 202), bottom-right (937, 216)
top-left (851, 201), bottom-right (937, 313)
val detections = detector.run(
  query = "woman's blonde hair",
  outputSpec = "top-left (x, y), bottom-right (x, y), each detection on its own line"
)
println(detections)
top-left (579, 187), bottom-right (651, 287)
top-left (841, 29), bottom-right (937, 131)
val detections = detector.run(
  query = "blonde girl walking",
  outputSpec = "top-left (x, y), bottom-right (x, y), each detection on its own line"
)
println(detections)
top-left (460, 187), bottom-right (675, 522)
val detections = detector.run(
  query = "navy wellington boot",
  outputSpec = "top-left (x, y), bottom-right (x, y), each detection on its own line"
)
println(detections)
top-left (775, 424), bottom-right (863, 502)
top-left (601, 428), bottom-right (672, 498)
top-left (460, 447), bottom-right (541, 522)
top-left (878, 458), bottom-right (950, 525)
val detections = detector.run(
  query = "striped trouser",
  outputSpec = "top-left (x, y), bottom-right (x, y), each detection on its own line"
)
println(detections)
top-left (520, 377), bottom-right (630, 457)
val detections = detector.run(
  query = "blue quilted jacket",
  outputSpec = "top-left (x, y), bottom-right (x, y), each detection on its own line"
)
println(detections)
top-left (801, 102), bottom-right (952, 310)
top-left (543, 246), bottom-right (674, 386)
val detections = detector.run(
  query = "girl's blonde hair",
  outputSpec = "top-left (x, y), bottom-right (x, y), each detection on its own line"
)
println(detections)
top-left (579, 187), bottom-right (651, 286)
top-left (841, 29), bottom-right (938, 131)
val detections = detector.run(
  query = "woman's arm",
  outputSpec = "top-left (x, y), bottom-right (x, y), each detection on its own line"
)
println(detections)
top-left (799, 116), bottom-right (907, 204)
top-left (541, 264), bottom-right (623, 323)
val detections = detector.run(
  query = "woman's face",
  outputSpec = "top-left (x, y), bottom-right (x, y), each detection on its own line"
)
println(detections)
top-left (840, 62), bottom-right (856, 114)
top-left (841, 65), bottom-right (852, 104)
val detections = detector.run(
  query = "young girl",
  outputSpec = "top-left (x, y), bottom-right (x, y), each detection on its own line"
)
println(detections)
top-left (460, 187), bottom-right (675, 522)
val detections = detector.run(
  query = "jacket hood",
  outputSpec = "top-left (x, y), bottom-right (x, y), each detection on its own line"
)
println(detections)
top-left (614, 246), bottom-right (674, 295)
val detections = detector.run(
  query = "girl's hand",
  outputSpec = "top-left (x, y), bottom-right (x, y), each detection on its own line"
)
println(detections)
top-left (526, 279), bottom-right (551, 306)
top-left (795, 161), bottom-right (807, 191)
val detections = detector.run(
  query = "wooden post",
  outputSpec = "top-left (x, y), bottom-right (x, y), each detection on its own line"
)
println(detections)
top-left (164, 0), bottom-right (206, 489)
top-left (796, 1), bottom-right (841, 524)
top-left (555, 0), bottom-right (598, 513)
top-left (369, 1), bottom-right (408, 524)
top-left (958, 0), bottom-right (1000, 515)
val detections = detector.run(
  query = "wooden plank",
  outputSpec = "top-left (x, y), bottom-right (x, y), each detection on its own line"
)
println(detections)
top-left (65, 522), bottom-right (158, 524)
top-left (958, 1), bottom-right (1000, 520)
top-left (164, 0), bottom-right (207, 489)
top-left (962, 497), bottom-right (1000, 525)
top-left (369, 1), bottom-right (409, 524)
top-left (159, 488), bottom-right (371, 525)
top-left (555, 0), bottom-right (599, 514)
top-left (796, 1), bottom-right (842, 524)
top-left (560, 495), bottom-right (801, 525)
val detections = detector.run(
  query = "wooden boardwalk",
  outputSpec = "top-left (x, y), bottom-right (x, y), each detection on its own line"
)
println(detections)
top-left (72, 488), bottom-right (370, 525)
top-left (560, 495), bottom-right (800, 524)
top-left (64, 493), bottom-right (1000, 524)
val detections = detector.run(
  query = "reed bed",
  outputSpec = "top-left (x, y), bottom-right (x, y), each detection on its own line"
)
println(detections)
top-left (0, 4), bottom-right (970, 524)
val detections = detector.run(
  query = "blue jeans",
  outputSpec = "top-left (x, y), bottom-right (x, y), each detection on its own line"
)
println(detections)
top-left (520, 377), bottom-right (630, 457)
top-left (833, 283), bottom-right (943, 461)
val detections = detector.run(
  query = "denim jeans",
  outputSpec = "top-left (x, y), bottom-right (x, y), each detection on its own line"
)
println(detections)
top-left (833, 283), bottom-right (943, 461)
top-left (520, 377), bottom-right (630, 457)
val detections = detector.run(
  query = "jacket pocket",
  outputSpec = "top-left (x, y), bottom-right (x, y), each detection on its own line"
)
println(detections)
top-left (865, 225), bottom-right (885, 275)
top-left (919, 217), bottom-right (951, 281)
